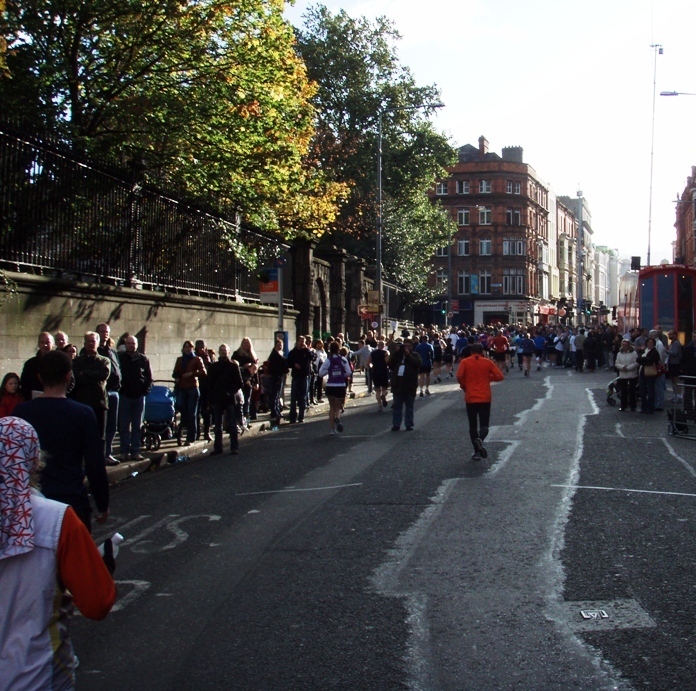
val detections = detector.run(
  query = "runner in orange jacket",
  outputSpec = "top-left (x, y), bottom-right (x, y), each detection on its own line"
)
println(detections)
top-left (456, 343), bottom-right (505, 461)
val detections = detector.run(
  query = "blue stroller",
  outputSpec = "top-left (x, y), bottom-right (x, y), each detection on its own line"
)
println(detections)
top-left (141, 381), bottom-right (177, 451)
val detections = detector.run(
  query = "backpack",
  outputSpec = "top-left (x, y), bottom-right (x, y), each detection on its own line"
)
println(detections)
top-left (327, 355), bottom-right (348, 386)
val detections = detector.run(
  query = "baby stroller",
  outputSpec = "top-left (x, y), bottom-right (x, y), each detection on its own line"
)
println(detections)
top-left (142, 381), bottom-right (177, 451)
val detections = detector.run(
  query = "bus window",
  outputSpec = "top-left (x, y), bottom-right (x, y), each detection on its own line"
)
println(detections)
top-left (677, 274), bottom-right (694, 337)
top-left (656, 273), bottom-right (675, 330)
top-left (640, 276), bottom-right (654, 327)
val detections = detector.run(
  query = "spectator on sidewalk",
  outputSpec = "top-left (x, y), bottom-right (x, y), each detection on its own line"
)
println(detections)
top-left (195, 340), bottom-right (214, 442)
top-left (72, 332), bottom-right (112, 462)
top-left (54, 331), bottom-right (69, 351)
top-left (117, 335), bottom-right (153, 461)
top-left (265, 339), bottom-right (288, 424)
top-left (208, 344), bottom-right (243, 456)
top-left (14, 350), bottom-right (109, 531)
top-left (287, 336), bottom-right (313, 424)
top-left (96, 323), bottom-right (122, 465)
top-left (173, 340), bottom-right (207, 445)
top-left (20, 332), bottom-right (54, 400)
top-left (614, 339), bottom-right (639, 412)
top-left (0, 372), bottom-right (24, 417)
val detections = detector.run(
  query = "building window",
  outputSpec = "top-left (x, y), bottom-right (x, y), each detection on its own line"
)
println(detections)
top-left (435, 182), bottom-right (448, 195)
top-left (435, 269), bottom-right (448, 291)
top-left (514, 209), bottom-right (521, 225)
top-left (479, 206), bottom-right (492, 225)
top-left (479, 180), bottom-right (492, 194)
top-left (514, 181), bottom-right (521, 194)
top-left (458, 239), bottom-right (470, 256)
top-left (456, 180), bottom-right (470, 194)
top-left (506, 208), bottom-right (513, 225)
top-left (506, 180), bottom-right (513, 194)
top-left (458, 271), bottom-right (470, 295)
top-left (479, 238), bottom-right (492, 255)
top-left (503, 238), bottom-right (526, 256)
top-left (457, 208), bottom-right (470, 226)
top-left (479, 270), bottom-right (492, 294)
top-left (503, 268), bottom-right (524, 295)
top-left (435, 246), bottom-right (448, 257)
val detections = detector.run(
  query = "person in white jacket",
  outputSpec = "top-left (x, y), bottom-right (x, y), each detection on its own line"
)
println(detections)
top-left (614, 339), bottom-right (639, 411)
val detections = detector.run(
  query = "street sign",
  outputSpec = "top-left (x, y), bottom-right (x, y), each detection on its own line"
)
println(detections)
top-left (259, 268), bottom-right (279, 304)
top-left (371, 321), bottom-right (379, 329)
top-left (357, 304), bottom-right (374, 320)
top-left (451, 299), bottom-right (459, 313)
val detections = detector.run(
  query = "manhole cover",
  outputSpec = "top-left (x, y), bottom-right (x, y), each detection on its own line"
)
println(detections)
top-left (561, 599), bottom-right (656, 631)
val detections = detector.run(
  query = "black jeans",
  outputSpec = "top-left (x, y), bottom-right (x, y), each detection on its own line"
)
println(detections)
top-left (617, 377), bottom-right (637, 410)
top-left (466, 402), bottom-right (491, 448)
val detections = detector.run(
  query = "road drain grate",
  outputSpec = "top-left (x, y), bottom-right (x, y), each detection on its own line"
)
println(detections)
top-left (561, 599), bottom-right (656, 632)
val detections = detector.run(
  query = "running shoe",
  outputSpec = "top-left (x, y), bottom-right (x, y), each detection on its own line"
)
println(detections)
top-left (425, 389), bottom-right (431, 395)
top-left (330, 429), bottom-right (337, 436)
top-left (473, 437), bottom-right (488, 459)
top-left (420, 391), bottom-right (424, 397)
top-left (524, 370), bottom-right (529, 377)
top-left (335, 416), bottom-right (344, 432)
top-left (471, 452), bottom-right (482, 461)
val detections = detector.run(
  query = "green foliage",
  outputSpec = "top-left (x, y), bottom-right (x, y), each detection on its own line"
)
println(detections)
top-left (294, 5), bottom-right (456, 260)
top-left (1, 0), bottom-right (339, 239)
top-left (382, 195), bottom-right (456, 310)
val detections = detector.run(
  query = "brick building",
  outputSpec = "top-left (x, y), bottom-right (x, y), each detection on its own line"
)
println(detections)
top-left (674, 166), bottom-right (696, 267)
top-left (430, 136), bottom-right (551, 326)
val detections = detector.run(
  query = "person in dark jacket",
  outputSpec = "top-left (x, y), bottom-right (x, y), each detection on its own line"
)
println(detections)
top-left (117, 335), bottom-right (153, 461)
top-left (265, 339), bottom-right (288, 424)
top-left (20, 332), bottom-right (54, 400)
top-left (96, 323), bottom-right (122, 465)
top-left (207, 344), bottom-right (244, 455)
top-left (389, 339), bottom-right (422, 431)
top-left (286, 336), bottom-right (314, 424)
top-left (14, 350), bottom-right (109, 531)
top-left (637, 337), bottom-right (661, 414)
top-left (72, 332), bottom-right (112, 461)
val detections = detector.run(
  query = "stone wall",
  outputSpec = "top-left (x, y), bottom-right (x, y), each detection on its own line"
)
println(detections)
top-left (1, 272), bottom-right (295, 382)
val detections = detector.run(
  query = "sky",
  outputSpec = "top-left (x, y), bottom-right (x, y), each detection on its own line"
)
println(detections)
top-left (284, 0), bottom-right (696, 266)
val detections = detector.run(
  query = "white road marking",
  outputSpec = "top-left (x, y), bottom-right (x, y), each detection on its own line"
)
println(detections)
top-left (661, 437), bottom-right (696, 478)
top-left (160, 515), bottom-right (222, 551)
top-left (551, 484), bottom-right (696, 499)
top-left (235, 482), bottom-right (363, 496)
top-left (111, 580), bottom-right (151, 612)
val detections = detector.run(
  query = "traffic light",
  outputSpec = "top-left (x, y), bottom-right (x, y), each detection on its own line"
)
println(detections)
top-left (585, 301), bottom-right (592, 315)
top-left (441, 300), bottom-right (448, 315)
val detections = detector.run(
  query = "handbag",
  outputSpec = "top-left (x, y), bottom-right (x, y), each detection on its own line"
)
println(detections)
top-left (656, 361), bottom-right (666, 376)
top-left (643, 363), bottom-right (658, 377)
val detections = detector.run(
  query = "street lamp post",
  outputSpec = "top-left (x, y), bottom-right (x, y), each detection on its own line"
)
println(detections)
top-left (375, 102), bottom-right (444, 304)
top-left (646, 43), bottom-right (663, 267)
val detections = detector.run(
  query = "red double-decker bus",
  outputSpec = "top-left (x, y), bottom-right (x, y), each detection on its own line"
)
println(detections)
top-left (620, 264), bottom-right (696, 338)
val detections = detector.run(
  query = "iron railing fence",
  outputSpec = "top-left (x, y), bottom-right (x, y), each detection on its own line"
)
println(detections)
top-left (0, 122), bottom-right (289, 301)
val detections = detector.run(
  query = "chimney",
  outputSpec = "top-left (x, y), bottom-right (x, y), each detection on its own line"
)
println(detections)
top-left (501, 146), bottom-right (524, 163)
top-left (478, 136), bottom-right (489, 160)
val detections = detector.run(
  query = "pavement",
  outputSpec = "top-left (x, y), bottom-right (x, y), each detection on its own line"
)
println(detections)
top-left (105, 375), bottom-right (377, 484)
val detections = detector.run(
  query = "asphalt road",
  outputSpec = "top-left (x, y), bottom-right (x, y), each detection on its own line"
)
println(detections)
top-left (72, 366), bottom-right (696, 690)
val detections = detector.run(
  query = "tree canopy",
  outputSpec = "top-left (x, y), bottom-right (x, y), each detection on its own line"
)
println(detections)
top-left (293, 5), bottom-right (457, 302)
top-left (1, 0), bottom-right (343, 238)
